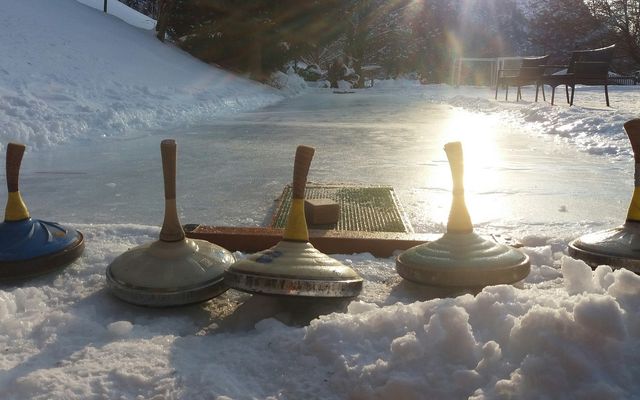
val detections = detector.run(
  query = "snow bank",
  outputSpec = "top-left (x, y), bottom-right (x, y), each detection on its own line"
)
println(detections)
top-left (0, 0), bottom-right (282, 151)
top-left (417, 84), bottom-right (639, 160)
top-left (267, 68), bottom-right (309, 96)
top-left (76, 0), bottom-right (156, 30)
top-left (300, 256), bottom-right (639, 399)
top-left (1, 225), bottom-right (638, 399)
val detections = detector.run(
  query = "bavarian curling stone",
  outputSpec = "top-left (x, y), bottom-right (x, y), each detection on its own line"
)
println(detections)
top-left (0, 143), bottom-right (84, 280)
top-left (225, 145), bottom-right (363, 298)
top-left (396, 141), bottom-right (530, 287)
top-left (106, 139), bottom-right (235, 306)
top-left (569, 119), bottom-right (640, 272)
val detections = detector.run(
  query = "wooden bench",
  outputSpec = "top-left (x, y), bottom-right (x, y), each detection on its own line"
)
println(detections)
top-left (495, 55), bottom-right (549, 102)
top-left (542, 44), bottom-right (615, 106)
top-left (360, 65), bottom-right (384, 87)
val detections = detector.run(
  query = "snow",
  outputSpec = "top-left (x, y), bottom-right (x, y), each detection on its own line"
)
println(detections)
top-left (1, 0), bottom-right (640, 399)
top-left (445, 86), bottom-right (639, 160)
top-left (76, 0), bottom-right (156, 30)
top-left (0, 0), bottom-right (282, 151)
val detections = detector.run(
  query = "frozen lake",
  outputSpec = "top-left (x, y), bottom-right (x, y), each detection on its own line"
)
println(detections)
top-left (17, 88), bottom-right (631, 240)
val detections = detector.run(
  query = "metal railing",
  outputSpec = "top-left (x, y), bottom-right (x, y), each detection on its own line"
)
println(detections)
top-left (608, 76), bottom-right (637, 85)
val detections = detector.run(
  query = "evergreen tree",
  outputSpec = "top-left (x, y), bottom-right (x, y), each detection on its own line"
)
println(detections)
top-left (410, 0), bottom-right (459, 82)
top-left (352, 0), bottom-right (414, 79)
top-left (157, 0), bottom-right (615, 84)
top-left (165, 0), bottom-right (346, 80)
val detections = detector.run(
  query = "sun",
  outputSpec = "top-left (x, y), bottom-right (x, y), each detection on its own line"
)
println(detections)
top-left (429, 108), bottom-right (511, 227)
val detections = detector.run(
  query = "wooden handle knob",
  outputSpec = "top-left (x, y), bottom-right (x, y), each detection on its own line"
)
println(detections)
top-left (624, 119), bottom-right (640, 163)
top-left (6, 143), bottom-right (25, 193)
top-left (291, 145), bottom-right (315, 199)
top-left (159, 139), bottom-right (184, 242)
top-left (161, 139), bottom-right (177, 200)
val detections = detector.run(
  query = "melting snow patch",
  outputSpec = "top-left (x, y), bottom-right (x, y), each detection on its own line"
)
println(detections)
top-left (107, 321), bottom-right (133, 336)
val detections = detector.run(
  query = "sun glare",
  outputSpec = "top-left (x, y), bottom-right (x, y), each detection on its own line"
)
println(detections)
top-left (429, 109), bottom-right (510, 227)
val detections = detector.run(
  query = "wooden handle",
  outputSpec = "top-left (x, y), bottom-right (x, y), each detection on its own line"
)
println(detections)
top-left (444, 141), bottom-right (473, 233)
top-left (291, 145), bottom-right (315, 199)
top-left (161, 139), bottom-right (177, 200)
top-left (159, 139), bottom-right (184, 242)
top-left (444, 142), bottom-right (464, 193)
top-left (6, 143), bottom-right (25, 193)
top-left (624, 119), bottom-right (640, 163)
top-left (624, 120), bottom-right (640, 221)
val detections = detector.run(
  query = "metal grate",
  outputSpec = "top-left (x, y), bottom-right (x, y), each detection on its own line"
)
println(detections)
top-left (271, 184), bottom-right (412, 233)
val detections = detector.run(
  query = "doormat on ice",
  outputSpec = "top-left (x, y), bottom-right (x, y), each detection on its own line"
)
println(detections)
top-left (270, 184), bottom-right (413, 233)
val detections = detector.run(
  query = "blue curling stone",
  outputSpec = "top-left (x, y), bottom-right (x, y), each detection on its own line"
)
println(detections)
top-left (0, 218), bottom-right (84, 280)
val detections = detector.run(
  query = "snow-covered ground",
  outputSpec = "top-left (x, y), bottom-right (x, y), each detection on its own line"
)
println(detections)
top-left (0, 0), bottom-right (282, 151)
top-left (1, 1), bottom-right (640, 399)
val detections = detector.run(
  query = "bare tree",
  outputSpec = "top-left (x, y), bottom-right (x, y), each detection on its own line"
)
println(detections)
top-left (529, 0), bottom-right (605, 59)
top-left (587, 0), bottom-right (640, 66)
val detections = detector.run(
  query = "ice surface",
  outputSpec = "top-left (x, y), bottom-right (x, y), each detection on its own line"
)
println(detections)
top-left (1, 0), bottom-right (640, 399)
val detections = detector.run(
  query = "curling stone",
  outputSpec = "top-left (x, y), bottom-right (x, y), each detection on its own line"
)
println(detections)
top-left (568, 119), bottom-right (640, 273)
top-left (396, 142), bottom-right (530, 287)
top-left (0, 143), bottom-right (84, 280)
top-left (106, 139), bottom-right (235, 307)
top-left (225, 145), bottom-right (363, 298)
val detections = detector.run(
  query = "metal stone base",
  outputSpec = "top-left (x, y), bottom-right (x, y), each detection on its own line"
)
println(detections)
top-left (396, 255), bottom-right (530, 288)
top-left (568, 239), bottom-right (640, 273)
top-left (0, 232), bottom-right (84, 281)
top-left (225, 270), bottom-right (363, 298)
top-left (106, 267), bottom-right (228, 307)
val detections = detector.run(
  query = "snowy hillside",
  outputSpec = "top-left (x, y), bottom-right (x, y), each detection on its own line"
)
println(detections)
top-left (0, 0), bottom-right (282, 150)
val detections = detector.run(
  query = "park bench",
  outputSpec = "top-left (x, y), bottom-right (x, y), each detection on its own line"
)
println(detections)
top-left (542, 44), bottom-right (615, 106)
top-left (360, 65), bottom-right (384, 87)
top-left (495, 55), bottom-right (549, 102)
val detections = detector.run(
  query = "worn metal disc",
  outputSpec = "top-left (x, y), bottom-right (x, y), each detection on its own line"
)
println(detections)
top-left (106, 238), bottom-right (235, 307)
top-left (225, 240), bottom-right (363, 298)
top-left (0, 218), bottom-right (84, 280)
top-left (396, 232), bottom-right (530, 287)
top-left (568, 223), bottom-right (640, 273)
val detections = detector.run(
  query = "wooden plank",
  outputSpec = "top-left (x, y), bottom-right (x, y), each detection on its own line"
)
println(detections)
top-left (184, 225), bottom-right (437, 258)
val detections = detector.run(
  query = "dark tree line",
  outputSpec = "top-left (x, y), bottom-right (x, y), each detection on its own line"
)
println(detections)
top-left (529, 0), bottom-right (609, 62)
top-left (154, 0), bottom-right (346, 81)
top-left (124, 0), bottom-right (640, 82)
top-left (119, 0), bottom-right (160, 17)
top-left (587, 0), bottom-right (640, 70)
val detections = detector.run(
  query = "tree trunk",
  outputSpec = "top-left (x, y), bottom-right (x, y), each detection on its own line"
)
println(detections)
top-left (248, 37), bottom-right (265, 81)
top-left (155, 0), bottom-right (175, 42)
